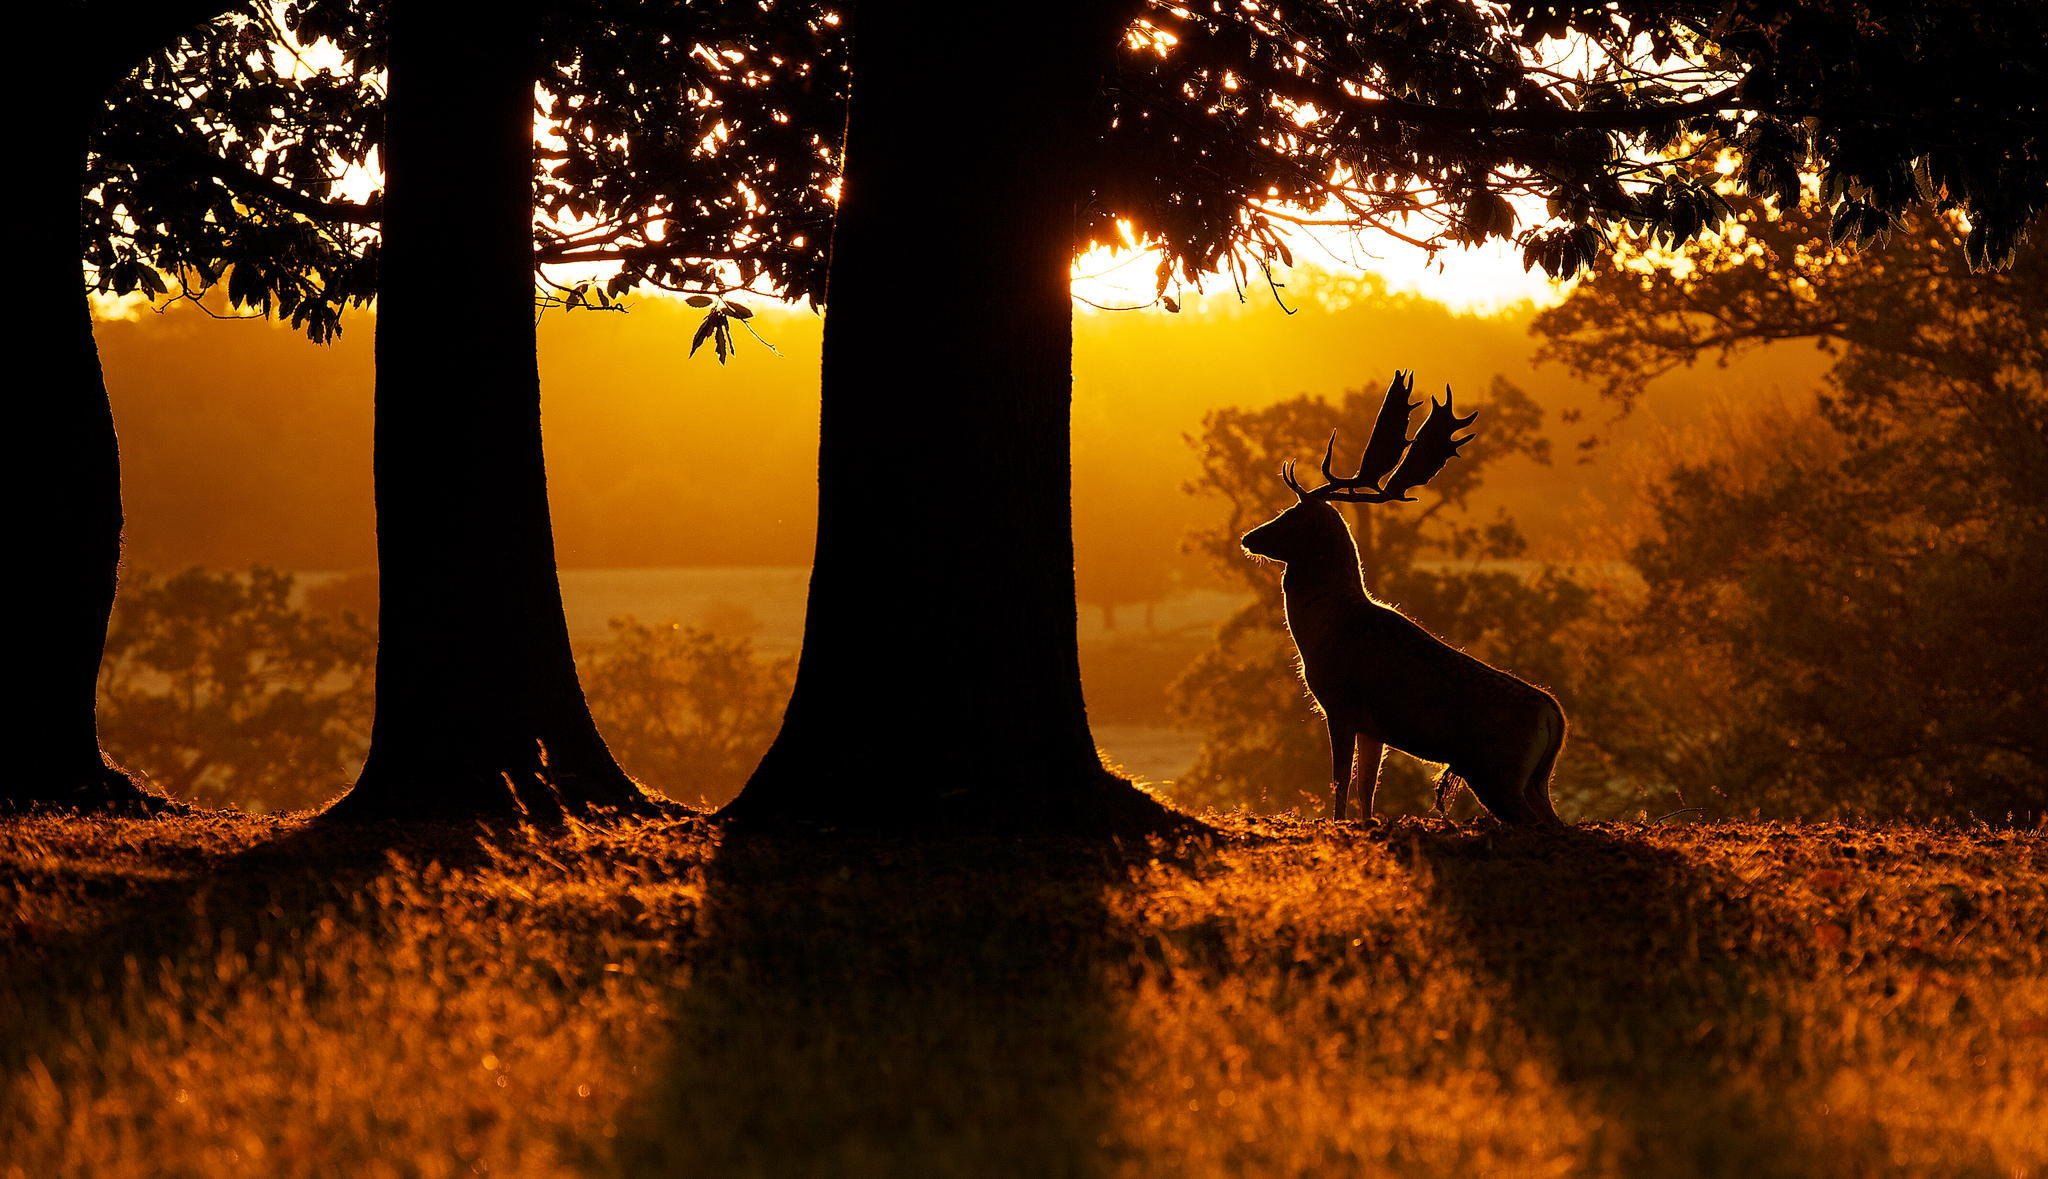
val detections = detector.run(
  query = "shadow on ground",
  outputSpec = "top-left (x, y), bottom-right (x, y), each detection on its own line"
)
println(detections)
top-left (613, 829), bottom-right (1148, 1179)
top-left (1409, 825), bottom-right (1820, 1177)
top-left (0, 816), bottom-right (490, 1116)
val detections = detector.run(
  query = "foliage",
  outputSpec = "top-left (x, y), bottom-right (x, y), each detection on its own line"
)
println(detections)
top-left (102, 0), bottom-right (2048, 341)
top-left (98, 568), bottom-right (373, 811)
top-left (525, 0), bottom-right (844, 306)
top-left (90, 0), bottom-right (843, 344)
top-left (4, 815), bottom-right (2042, 1175)
top-left (1167, 377), bottom-right (1623, 815)
top-left (89, 6), bottom-right (382, 342)
top-left (1533, 201), bottom-right (2047, 821)
top-left (1111, 0), bottom-right (2048, 300)
top-left (581, 619), bottom-right (794, 809)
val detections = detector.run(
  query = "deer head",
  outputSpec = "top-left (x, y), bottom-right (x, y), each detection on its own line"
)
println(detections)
top-left (1241, 370), bottom-right (1478, 564)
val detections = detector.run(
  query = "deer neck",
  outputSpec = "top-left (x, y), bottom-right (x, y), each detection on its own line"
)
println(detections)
top-left (1281, 533), bottom-right (1370, 629)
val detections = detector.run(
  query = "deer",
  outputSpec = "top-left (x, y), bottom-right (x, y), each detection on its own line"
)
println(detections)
top-left (1240, 370), bottom-right (1566, 827)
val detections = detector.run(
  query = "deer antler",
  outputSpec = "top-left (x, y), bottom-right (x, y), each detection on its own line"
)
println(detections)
top-left (1376, 388), bottom-right (1479, 500)
top-left (1303, 373), bottom-right (1477, 503)
top-left (1320, 370), bottom-right (1418, 493)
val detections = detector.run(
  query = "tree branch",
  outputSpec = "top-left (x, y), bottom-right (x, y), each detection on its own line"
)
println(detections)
top-left (204, 153), bottom-right (382, 225)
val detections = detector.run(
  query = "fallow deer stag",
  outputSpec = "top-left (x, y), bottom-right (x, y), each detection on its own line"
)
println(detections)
top-left (1241, 370), bottom-right (1566, 827)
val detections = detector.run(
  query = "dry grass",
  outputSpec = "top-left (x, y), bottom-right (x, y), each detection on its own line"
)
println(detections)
top-left (1, 812), bottom-right (2042, 1177)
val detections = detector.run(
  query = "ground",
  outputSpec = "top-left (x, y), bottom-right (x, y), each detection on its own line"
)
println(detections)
top-left (0, 812), bottom-right (2042, 1177)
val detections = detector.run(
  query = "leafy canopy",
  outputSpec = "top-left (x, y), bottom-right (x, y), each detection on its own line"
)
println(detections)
top-left (91, 1), bottom-right (2047, 339)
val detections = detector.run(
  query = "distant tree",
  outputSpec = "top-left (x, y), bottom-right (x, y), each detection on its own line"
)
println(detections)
top-left (1535, 201), bottom-right (2047, 820)
top-left (1168, 379), bottom-right (1627, 815)
top-left (727, 0), bottom-right (2048, 831)
top-left (582, 620), bottom-right (794, 810)
top-left (100, 568), bottom-right (373, 812)
top-left (97, 571), bottom-right (797, 814)
top-left (1077, 537), bottom-right (1176, 632)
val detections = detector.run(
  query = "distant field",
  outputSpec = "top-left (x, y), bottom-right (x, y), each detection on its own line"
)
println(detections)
top-left (292, 566), bottom-right (1255, 652)
top-left (290, 566), bottom-right (1235, 785)
top-left (3, 814), bottom-right (2041, 1177)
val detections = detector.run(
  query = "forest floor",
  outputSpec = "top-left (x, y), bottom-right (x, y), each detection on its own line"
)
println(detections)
top-left (0, 811), bottom-right (2042, 1177)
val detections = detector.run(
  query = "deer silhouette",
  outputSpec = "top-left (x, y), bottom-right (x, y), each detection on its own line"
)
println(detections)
top-left (1241, 371), bottom-right (1566, 826)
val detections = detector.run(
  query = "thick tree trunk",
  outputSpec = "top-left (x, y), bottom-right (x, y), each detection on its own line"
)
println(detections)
top-left (327, 0), bottom-right (652, 821)
top-left (725, 2), bottom-right (1179, 832)
top-left (10, 41), bottom-right (175, 813)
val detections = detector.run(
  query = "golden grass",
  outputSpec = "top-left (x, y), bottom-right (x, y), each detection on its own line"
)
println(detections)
top-left (1, 813), bottom-right (2042, 1177)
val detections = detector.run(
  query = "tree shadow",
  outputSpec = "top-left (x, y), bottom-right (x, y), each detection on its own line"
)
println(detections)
top-left (0, 816), bottom-right (492, 1114)
top-left (1406, 825), bottom-right (1821, 1177)
top-left (612, 828), bottom-right (1148, 1179)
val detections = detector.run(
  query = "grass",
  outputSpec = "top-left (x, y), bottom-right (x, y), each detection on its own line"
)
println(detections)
top-left (1, 812), bottom-right (2043, 1177)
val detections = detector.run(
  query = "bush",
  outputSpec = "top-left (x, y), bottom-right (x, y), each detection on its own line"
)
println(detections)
top-left (100, 567), bottom-right (374, 811)
top-left (581, 618), bottom-right (793, 808)
top-left (1535, 202), bottom-right (2048, 822)
top-left (99, 570), bottom-right (794, 812)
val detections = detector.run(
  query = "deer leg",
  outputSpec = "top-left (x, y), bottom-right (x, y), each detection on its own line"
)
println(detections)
top-left (1521, 707), bottom-right (1567, 827)
top-left (1352, 735), bottom-right (1384, 822)
top-left (1327, 717), bottom-right (1355, 822)
top-left (1464, 771), bottom-right (1530, 825)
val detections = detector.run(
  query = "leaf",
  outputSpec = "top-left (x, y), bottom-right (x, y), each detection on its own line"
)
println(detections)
top-left (690, 312), bottom-right (722, 357)
top-left (686, 294), bottom-right (714, 307)
top-left (724, 301), bottom-right (754, 319)
top-left (1829, 209), bottom-right (1857, 248)
top-left (1161, 295), bottom-right (1181, 313)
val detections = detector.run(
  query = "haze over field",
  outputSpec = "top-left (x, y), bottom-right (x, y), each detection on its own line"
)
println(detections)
top-left (96, 271), bottom-right (1829, 588)
top-left (79, 269), bottom-right (1854, 803)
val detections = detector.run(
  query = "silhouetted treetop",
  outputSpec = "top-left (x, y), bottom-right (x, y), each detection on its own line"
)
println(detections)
top-left (94, 1), bottom-right (2046, 334)
top-left (1535, 197), bottom-right (2048, 411)
top-left (529, 0), bottom-right (845, 305)
top-left (1108, 0), bottom-right (2045, 295)
top-left (89, 5), bottom-right (381, 341)
top-left (276, 0), bottom-right (845, 305)
top-left (88, 0), bottom-right (845, 341)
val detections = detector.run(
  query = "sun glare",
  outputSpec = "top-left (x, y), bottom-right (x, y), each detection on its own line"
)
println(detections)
top-left (1070, 226), bottom-right (1567, 318)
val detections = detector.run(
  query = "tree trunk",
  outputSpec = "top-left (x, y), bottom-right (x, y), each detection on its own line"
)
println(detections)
top-left (9, 35), bottom-right (176, 813)
top-left (327, 0), bottom-right (652, 821)
top-left (724, 1), bottom-right (1180, 833)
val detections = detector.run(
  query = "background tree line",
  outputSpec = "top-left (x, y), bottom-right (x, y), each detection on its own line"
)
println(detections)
top-left (1177, 200), bottom-right (2046, 823)
top-left (100, 201), bottom-right (2044, 823)
top-left (100, 570), bottom-right (790, 812)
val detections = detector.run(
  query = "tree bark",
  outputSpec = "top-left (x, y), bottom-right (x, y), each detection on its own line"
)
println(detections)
top-left (724, 1), bottom-right (1181, 833)
top-left (327, 0), bottom-right (653, 821)
top-left (8, 13), bottom-right (217, 813)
